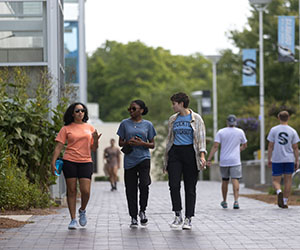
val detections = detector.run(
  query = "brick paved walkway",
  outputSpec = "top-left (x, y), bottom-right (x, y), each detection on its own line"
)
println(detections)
top-left (1, 181), bottom-right (300, 250)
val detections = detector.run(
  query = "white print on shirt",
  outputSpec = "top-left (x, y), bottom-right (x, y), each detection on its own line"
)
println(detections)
top-left (267, 124), bottom-right (300, 163)
top-left (84, 129), bottom-right (91, 134)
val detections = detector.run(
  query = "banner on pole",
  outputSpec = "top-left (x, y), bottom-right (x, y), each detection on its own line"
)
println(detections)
top-left (242, 49), bottom-right (256, 86)
top-left (201, 90), bottom-right (211, 115)
top-left (278, 16), bottom-right (295, 62)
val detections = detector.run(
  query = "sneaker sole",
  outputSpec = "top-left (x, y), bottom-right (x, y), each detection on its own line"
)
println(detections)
top-left (68, 226), bottom-right (77, 230)
top-left (140, 219), bottom-right (148, 224)
top-left (233, 202), bottom-right (239, 209)
top-left (278, 192), bottom-right (284, 208)
top-left (170, 224), bottom-right (182, 228)
top-left (182, 226), bottom-right (192, 230)
top-left (79, 221), bottom-right (87, 227)
top-left (130, 224), bottom-right (138, 228)
top-left (140, 220), bottom-right (148, 226)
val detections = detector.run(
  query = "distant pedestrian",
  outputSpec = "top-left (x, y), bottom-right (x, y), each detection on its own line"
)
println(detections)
top-left (207, 114), bottom-right (247, 209)
top-left (51, 103), bottom-right (101, 229)
top-left (117, 100), bottom-right (156, 228)
top-left (164, 92), bottom-right (206, 230)
top-left (267, 110), bottom-right (299, 208)
top-left (104, 138), bottom-right (121, 191)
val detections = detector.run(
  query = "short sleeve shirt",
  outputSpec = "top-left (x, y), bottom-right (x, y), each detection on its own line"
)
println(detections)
top-left (173, 113), bottom-right (193, 145)
top-left (117, 118), bottom-right (156, 169)
top-left (267, 124), bottom-right (300, 163)
top-left (215, 127), bottom-right (247, 167)
top-left (56, 122), bottom-right (95, 163)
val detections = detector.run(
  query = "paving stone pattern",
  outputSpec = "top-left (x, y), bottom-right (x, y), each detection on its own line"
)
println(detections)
top-left (1, 181), bottom-right (300, 250)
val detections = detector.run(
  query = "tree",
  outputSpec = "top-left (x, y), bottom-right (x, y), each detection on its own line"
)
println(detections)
top-left (88, 41), bottom-right (211, 122)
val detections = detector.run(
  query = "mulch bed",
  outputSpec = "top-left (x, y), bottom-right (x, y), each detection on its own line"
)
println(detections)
top-left (240, 194), bottom-right (300, 205)
top-left (0, 218), bottom-right (29, 229)
top-left (0, 207), bottom-right (58, 230)
top-left (0, 208), bottom-right (58, 216)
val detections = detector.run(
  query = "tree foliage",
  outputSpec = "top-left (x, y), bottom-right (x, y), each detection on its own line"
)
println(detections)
top-left (88, 41), bottom-right (211, 122)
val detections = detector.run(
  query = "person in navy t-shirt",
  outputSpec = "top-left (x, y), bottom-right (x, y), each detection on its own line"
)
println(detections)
top-left (117, 100), bottom-right (156, 228)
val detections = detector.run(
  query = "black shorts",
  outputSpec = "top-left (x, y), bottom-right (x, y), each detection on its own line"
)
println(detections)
top-left (62, 160), bottom-right (93, 179)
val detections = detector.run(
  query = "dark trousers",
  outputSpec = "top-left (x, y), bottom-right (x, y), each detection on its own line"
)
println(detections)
top-left (124, 159), bottom-right (151, 219)
top-left (167, 145), bottom-right (198, 217)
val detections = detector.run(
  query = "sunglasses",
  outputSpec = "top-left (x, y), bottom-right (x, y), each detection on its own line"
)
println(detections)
top-left (128, 107), bottom-right (139, 112)
top-left (75, 109), bottom-right (85, 113)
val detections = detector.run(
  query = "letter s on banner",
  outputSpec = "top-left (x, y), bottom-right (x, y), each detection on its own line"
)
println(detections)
top-left (242, 49), bottom-right (257, 86)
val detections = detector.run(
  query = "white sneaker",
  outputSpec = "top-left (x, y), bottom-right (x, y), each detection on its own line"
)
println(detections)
top-left (130, 218), bottom-right (138, 228)
top-left (68, 219), bottom-right (78, 230)
top-left (182, 218), bottom-right (192, 230)
top-left (170, 215), bottom-right (183, 228)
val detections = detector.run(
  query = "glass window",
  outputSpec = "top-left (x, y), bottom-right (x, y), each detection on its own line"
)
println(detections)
top-left (0, 1), bottom-right (46, 63)
top-left (64, 21), bottom-right (79, 84)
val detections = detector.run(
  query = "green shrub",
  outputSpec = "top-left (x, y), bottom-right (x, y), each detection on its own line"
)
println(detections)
top-left (0, 67), bottom-right (71, 210)
top-left (268, 185), bottom-right (300, 195)
top-left (0, 67), bottom-right (67, 192)
top-left (0, 134), bottom-right (51, 210)
top-left (94, 176), bottom-right (109, 182)
top-left (268, 186), bottom-right (277, 195)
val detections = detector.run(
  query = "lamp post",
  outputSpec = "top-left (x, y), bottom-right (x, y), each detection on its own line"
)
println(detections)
top-left (207, 55), bottom-right (221, 163)
top-left (249, 0), bottom-right (272, 185)
top-left (79, 0), bottom-right (87, 104)
top-left (191, 90), bottom-right (203, 180)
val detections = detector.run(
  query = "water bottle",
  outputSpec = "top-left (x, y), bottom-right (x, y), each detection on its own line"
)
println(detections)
top-left (55, 159), bottom-right (63, 176)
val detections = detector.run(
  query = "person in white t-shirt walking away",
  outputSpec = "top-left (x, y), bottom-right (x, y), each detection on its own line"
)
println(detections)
top-left (267, 110), bottom-right (299, 209)
top-left (207, 115), bottom-right (247, 209)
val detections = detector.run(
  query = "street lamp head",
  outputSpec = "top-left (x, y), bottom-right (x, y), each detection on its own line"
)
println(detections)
top-left (206, 55), bottom-right (221, 64)
top-left (191, 90), bottom-right (203, 99)
top-left (249, 0), bottom-right (272, 5)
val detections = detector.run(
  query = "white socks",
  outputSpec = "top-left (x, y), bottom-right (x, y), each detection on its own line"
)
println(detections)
top-left (276, 189), bottom-right (282, 195)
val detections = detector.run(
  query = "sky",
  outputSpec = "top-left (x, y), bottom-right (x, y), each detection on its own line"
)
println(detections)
top-left (85, 0), bottom-right (252, 56)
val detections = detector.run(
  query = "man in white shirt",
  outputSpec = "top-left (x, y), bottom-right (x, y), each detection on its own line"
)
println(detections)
top-left (267, 110), bottom-right (299, 208)
top-left (207, 115), bottom-right (247, 209)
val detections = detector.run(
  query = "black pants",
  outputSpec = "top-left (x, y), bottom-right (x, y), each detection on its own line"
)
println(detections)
top-left (167, 145), bottom-right (198, 217)
top-left (124, 159), bottom-right (151, 219)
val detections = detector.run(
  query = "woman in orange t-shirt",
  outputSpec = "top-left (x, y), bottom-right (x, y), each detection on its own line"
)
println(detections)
top-left (51, 102), bottom-right (101, 230)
